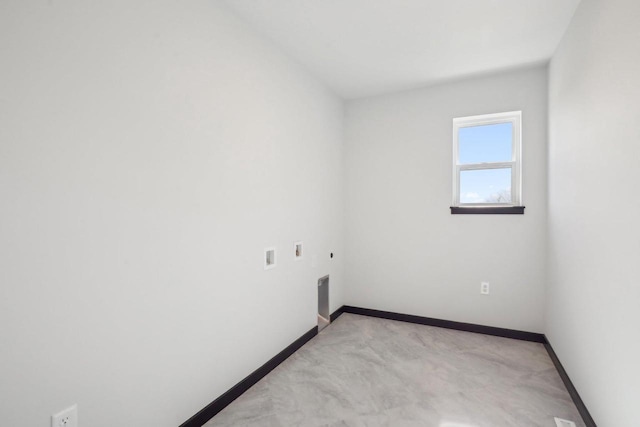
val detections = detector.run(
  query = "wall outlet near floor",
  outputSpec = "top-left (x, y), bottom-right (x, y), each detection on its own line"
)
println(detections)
top-left (554, 417), bottom-right (576, 427)
top-left (480, 282), bottom-right (490, 295)
top-left (52, 404), bottom-right (77, 427)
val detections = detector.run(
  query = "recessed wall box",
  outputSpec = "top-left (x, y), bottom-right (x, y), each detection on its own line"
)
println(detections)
top-left (294, 241), bottom-right (303, 260)
top-left (264, 247), bottom-right (276, 270)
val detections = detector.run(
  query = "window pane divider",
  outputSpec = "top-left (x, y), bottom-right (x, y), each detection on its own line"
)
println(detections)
top-left (457, 161), bottom-right (514, 172)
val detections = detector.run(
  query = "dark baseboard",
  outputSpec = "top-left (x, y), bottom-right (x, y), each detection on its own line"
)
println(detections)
top-left (544, 337), bottom-right (597, 427)
top-left (341, 305), bottom-right (545, 343)
top-left (330, 306), bottom-right (346, 322)
top-left (179, 326), bottom-right (317, 427)
top-left (340, 305), bottom-right (594, 427)
top-left (182, 305), bottom-right (594, 427)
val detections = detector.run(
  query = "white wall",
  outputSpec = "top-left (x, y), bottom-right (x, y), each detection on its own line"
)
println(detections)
top-left (344, 67), bottom-right (548, 333)
top-left (547, 0), bottom-right (640, 425)
top-left (0, 1), bottom-right (344, 426)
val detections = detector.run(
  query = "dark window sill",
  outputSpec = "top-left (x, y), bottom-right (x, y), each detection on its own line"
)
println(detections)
top-left (450, 206), bottom-right (525, 215)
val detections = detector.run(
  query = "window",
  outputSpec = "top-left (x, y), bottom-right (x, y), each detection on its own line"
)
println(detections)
top-left (452, 111), bottom-right (523, 214)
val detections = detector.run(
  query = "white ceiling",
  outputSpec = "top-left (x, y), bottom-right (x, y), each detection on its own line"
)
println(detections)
top-left (222, 0), bottom-right (581, 99)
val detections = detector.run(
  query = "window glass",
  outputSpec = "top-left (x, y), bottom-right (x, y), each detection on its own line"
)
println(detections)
top-left (459, 168), bottom-right (512, 204)
top-left (459, 122), bottom-right (512, 164)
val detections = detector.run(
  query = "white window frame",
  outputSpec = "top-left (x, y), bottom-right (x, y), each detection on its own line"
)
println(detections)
top-left (452, 111), bottom-right (522, 207)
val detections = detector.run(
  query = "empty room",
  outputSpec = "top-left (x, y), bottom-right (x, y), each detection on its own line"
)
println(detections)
top-left (1, 0), bottom-right (639, 426)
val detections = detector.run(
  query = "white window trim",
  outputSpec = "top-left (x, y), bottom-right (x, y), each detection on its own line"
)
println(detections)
top-left (452, 111), bottom-right (522, 207)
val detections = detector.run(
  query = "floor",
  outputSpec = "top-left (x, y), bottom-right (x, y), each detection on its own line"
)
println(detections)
top-left (205, 314), bottom-right (585, 427)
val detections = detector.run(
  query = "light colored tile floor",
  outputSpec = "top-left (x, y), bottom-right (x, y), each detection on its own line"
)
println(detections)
top-left (205, 313), bottom-right (585, 427)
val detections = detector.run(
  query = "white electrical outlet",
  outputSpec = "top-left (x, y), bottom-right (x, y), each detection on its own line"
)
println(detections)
top-left (554, 417), bottom-right (577, 427)
top-left (52, 404), bottom-right (78, 427)
top-left (480, 282), bottom-right (490, 295)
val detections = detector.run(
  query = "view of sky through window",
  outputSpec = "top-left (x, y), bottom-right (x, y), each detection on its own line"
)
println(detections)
top-left (458, 122), bottom-right (512, 163)
top-left (460, 168), bottom-right (512, 203)
top-left (458, 122), bottom-right (513, 203)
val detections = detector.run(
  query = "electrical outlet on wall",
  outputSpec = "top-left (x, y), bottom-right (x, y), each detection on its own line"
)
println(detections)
top-left (480, 282), bottom-right (490, 295)
top-left (52, 404), bottom-right (78, 427)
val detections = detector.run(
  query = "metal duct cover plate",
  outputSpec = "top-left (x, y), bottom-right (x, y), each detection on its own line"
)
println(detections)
top-left (554, 417), bottom-right (577, 427)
